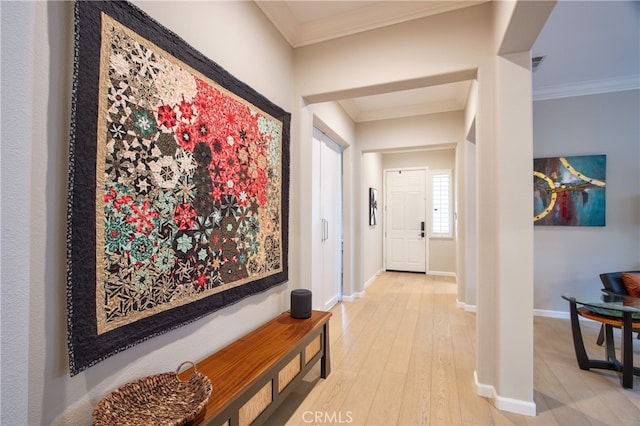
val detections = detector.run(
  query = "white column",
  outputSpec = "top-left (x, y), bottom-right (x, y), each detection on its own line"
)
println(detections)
top-left (475, 51), bottom-right (535, 416)
top-left (493, 51), bottom-right (535, 413)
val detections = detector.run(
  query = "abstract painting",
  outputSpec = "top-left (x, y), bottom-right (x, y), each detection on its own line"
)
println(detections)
top-left (66, 1), bottom-right (290, 375)
top-left (533, 155), bottom-right (606, 226)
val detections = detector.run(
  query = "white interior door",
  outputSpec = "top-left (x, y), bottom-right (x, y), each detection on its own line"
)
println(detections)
top-left (313, 128), bottom-right (343, 310)
top-left (385, 169), bottom-right (427, 272)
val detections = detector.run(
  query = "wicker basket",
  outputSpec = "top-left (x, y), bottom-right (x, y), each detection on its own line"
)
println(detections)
top-left (93, 361), bottom-right (212, 426)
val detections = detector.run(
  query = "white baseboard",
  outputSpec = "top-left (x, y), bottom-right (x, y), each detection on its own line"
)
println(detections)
top-left (324, 295), bottom-right (340, 311)
top-left (474, 371), bottom-right (537, 416)
top-left (364, 269), bottom-right (383, 289)
top-left (474, 371), bottom-right (494, 398)
top-left (343, 270), bottom-right (381, 302)
top-left (494, 394), bottom-right (537, 417)
top-left (427, 270), bottom-right (456, 277)
top-left (342, 291), bottom-right (364, 302)
top-left (455, 300), bottom-right (477, 313)
top-left (533, 309), bottom-right (569, 319)
top-left (534, 309), bottom-right (608, 325)
top-left (454, 306), bottom-right (569, 318)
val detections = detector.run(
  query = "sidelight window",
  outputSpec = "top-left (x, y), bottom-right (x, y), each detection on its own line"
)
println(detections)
top-left (430, 169), bottom-right (452, 238)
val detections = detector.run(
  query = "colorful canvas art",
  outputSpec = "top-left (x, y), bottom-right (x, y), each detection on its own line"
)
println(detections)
top-left (66, 1), bottom-right (290, 375)
top-left (533, 155), bottom-right (606, 226)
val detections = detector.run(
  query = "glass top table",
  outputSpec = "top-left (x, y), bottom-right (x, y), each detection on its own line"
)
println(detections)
top-left (562, 293), bottom-right (640, 389)
top-left (561, 293), bottom-right (640, 318)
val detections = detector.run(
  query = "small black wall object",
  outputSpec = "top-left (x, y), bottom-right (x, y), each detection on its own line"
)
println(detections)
top-left (290, 289), bottom-right (312, 319)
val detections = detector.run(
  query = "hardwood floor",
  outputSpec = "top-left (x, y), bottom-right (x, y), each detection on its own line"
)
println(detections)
top-left (267, 272), bottom-right (640, 425)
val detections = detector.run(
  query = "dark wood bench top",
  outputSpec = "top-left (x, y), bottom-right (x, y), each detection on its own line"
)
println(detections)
top-left (194, 310), bottom-right (332, 422)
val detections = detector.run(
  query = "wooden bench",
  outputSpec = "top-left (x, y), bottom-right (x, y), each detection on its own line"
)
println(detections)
top-left (189, 310), bottom-right (332, 425)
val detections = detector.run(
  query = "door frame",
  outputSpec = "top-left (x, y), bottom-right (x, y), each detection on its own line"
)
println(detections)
top-left (383, 167), bottom-right (429, 273)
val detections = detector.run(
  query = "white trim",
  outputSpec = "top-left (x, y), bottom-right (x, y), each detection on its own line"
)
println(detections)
top-left (474, 371), bottom-right (494, 398)
top-left (533, 75), bottom-right (640, 101)
top-left (533, 310), bottom-right (605, 326)
top-left (256, 1), bottom-right (484, 48)
top-left (341, 98), bottom-right (464, 123)
top-left (364, 269), bottom-right (383, 289)
top-left (455, 300), bottom-right (477, 312)
top-left (474, 371), bottom-right (537, 417)
top-left (494, 394), bottom-right (537, 417)
top-left (324, 295), bottom-right (340, 311)
top-left (342, 291), bottom-right (365, 302)
top-left (533, 309), bottom-right (569, 319)
top-left (344, 269), bottom-right (381, 302)
top-left (427, 270), bottom-right (456, 277)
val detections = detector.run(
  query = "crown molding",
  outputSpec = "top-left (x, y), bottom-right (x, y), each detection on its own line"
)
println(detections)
top-left (338, 99), bottom-right (463, 123)
top-left (255, 1), bottom-right (486, 48)
top-left (337, 99), bottom-right (359, 122)
top-left (293, 1), bottom-right (484, 47)
top-left (254, 1), bottom-right (299, 47)
top-left (533, 75), bottom-right (640, 101)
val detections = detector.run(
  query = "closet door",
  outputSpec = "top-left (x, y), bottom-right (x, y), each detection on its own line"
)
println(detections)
top-left (313, 128), bottom-right (343, 311)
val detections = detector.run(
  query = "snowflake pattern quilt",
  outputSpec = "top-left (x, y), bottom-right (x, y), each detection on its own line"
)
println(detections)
top-left (66, 0), bottom-right (290, 375)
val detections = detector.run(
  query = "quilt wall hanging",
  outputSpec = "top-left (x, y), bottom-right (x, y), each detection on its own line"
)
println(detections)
top-left (67, 0), bottom-right (290, 376)
top-left (533, 155), bottom-right (606, 226)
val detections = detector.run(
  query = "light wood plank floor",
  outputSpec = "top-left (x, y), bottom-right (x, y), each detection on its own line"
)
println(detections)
top-left (267, 272), bottom-right (640, 425)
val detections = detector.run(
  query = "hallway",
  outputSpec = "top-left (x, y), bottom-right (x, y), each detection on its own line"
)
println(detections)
top-left (268, 272), bottom-right (640, 425)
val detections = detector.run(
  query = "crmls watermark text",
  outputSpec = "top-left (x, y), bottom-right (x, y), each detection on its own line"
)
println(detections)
top-left (302, 411), bottom-right (354, 424)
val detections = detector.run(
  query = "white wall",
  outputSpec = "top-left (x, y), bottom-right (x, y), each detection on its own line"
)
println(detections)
top-left (1, 2), bottom-right (295, 424)
top-left (357, 111), bottom-right (463, 152)
top-left (382, 149), bottom-right (455, 170)
top-left (456, 139), bottom-right (478, 309)
top-left (457, 81), bottom-right (478, 309)
top-left (1, 2), bottom-right (35, 424)
top-left (311, 102), bottom-right (356, 145)
top-left (533, 90), bottom-right (640, 313)
top-left (294, 5), bottom-right (486, 101)
top-left (362, 153), bottom-right (384, 285)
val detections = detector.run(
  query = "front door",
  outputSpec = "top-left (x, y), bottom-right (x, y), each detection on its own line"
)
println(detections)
top-left (385, 168), bottom-right (427, 272)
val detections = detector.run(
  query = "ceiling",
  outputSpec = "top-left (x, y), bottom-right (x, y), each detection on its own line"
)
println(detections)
top-left (531, 0), bottom-right (639, 100)
top-left (255, 0), bottom-right (640, 122)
